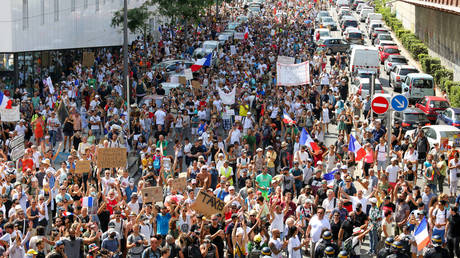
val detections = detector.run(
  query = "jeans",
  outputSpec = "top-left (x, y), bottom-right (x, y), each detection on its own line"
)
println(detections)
top-left (49, 130), bottom-right (57, 147)
top-left (369, 229), bottom-right (378, 254)
top-left (438, 175), bottom-right (445, 193)
top-left (447, 236), bottom-right (460, 258)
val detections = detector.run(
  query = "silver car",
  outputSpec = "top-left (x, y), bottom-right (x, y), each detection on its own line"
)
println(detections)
top-left (389, 65), bottom-right (419, 92)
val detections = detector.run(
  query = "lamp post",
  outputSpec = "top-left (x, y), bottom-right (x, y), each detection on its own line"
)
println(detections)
top-left (123, 0), bottom-right (131, 138)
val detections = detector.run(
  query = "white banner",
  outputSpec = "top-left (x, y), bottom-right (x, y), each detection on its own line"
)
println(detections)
top-left (276, 62), bottom-right (310, 86)
top-left (234, 33), bottom-right (245, 40)
top-left (277, 56), bottom-right (295, 64)
top-left (230, 45), bottom-right (237, 56)
top-left (184, 68), bottom-right (193, 80)
top-left (0, 106), bottom-right (20, 122)
top-left (218, 87), bottom-right (236, 105)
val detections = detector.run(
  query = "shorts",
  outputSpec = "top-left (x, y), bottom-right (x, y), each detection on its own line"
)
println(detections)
top-left (418, 152), bottom-right (427, 163)
top-left (377, 160), bottom-right (387, 171)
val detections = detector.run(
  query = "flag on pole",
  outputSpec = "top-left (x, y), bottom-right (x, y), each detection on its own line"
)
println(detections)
top-left (244, 26), bottom-right (249, 40)
top-left (191, 53), bottom-right (212, 72)
top-left (414, 217), bottom-right (430, 251)
top-left (299, 128), bottom-right (320, 152)
top-left (82, 197), bottom-right (93, 208)
top-left (348, 134), bottom-right (366, 161)
top-left (282, 111), bottom-right (296, 125)
top-left (323, 169), bottom-right (338, 186)
top-left (62, 211), bottom-right (73, 217)
top-left (0, 91), bottom-right (12, 110)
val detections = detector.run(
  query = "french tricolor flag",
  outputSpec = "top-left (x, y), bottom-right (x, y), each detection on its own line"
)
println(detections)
top-left (244, 26), bottom-right (249, 40)
top-left (299, 128), bottom-right (320, 152)
top-left (282, 111), bottom-right (296, 125)
top-left (414, 217), bottom-right (430, 251)
top-left (82, 196), bottom-right (93, 208)
top-left (191, 53), bottom-right (212, 72)
top-left (62, 211), bottom-right (73, 217)
top-left (0, 91), bottom-right (12, 109)
top-left (348, 134), bottom-right (366, 162)
top-left (323, 169), bottom-right (338, 187)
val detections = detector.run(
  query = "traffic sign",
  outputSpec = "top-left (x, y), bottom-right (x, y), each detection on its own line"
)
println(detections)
top-left (371, 96), bottom-right (389, 114)
top-left (391, 94), bottom-right (408, 112)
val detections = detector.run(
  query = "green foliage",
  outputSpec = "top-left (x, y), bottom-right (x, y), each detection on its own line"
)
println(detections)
top-left (112, 4), bottom-right (151, 36)
top-left (418, 53), bottom-right (428, 63)
top-left (434, 68), bottom-right (453, 85)
top-left (421, 57), bottom-right (440, 74)
top-left (409, 43), bottom-right (428, 60)
top-left (430, 63), bottom-right (442, 76)
top-left (396, 29), bottom-right (410, 38)
top-left (147, 0), bottom-right (214, 23)
top-left (449, 85), bottom-right (460, 107)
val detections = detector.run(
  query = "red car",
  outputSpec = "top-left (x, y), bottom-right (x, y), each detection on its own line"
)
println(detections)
top-left (415, 96), bottom-right (450, 122)
top-left (379, 46), bottom-right (400, 64)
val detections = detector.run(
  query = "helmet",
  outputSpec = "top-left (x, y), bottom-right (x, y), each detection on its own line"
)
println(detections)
top-left (385, 237), bottom-right (394, 247)
top-left (253, 234), bottom-right (262, 243)
top-left (261, 247), bottom-right (271, 255)
top-left (337, 250), bottom-right (349, 258)
top-left (322, 230), bottom-right (332, 241)
top-left (392, 241), bottom-right (403, 249)
top-left (432, 234), bottom-right (443, 246)
top-left (324, 246), bottom-right (335, 257)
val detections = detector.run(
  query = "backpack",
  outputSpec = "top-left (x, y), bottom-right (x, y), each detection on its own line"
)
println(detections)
top-left (153, 156), bottom-right (161, 170)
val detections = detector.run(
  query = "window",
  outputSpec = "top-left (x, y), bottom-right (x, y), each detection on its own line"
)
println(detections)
top-left (23, 0), bottom-right (28, 30)
top-left (41, 0), bottom-right (45, 25)
top-left (96, 0), bottom-right (100, 11)
top-left (71, 0), bottom-right (75, 12)
top-left (54, 0), bottom-right (59, 21)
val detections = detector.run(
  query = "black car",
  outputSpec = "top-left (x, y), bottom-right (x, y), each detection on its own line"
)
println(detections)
top-left (393, 108), bottom-right (431, 131)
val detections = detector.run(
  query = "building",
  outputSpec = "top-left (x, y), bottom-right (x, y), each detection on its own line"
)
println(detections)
top-left (0, 0), bottom-right (159, 88)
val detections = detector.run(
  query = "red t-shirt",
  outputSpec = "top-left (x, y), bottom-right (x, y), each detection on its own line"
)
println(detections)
top-left (22, 158), bottom-right (34, 172)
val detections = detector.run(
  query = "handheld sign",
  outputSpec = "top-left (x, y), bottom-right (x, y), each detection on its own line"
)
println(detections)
top-left (96, 148), bottom-right (127, 169)
top-left (191, 191), bottom-right (225, 217)
top-left (142, 187), bottom-right (163, 203)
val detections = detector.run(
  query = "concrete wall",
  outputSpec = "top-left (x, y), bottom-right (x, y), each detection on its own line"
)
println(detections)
top-left (392, 2), bottom-right (460, 81)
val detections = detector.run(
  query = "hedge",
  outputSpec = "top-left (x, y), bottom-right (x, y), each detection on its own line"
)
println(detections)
top-left (450, 85), bottom-right (460, 107)
top-left (409, 43), bottom-right (428, 60)
top-left (434, 68), bottom-right (453, 85)
top-left (396, 29), bottom-right (411, 38)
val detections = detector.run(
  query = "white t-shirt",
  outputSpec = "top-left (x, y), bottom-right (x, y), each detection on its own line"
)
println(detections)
top-left (154, 109), bottom-right (166, 125)
top-left (288, 235), bottom-right (302, 258)
top-left (230, 129), bottom-right (241, 144)
top-left (375, 144), bottom-right (387, 161)
top-left (433, 208), bottom-right (448, 230)
top-left (322, 197), bottom-right (337, 215)
top-left (309, 215), bottom-right (331, 242)
top-left (350, 196), bottom-right (369, 213)
top-left (449, 159), bottom-right (460, 181)
top-left (386, 165), bottom-right (400, 183)
top-left (89, 115), bottom-right (101, 130)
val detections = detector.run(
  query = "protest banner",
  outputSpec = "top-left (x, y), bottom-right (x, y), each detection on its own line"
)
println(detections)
top-left (0, 106), bottom-right (20, 122)
top-left (454, 134), bottom-right (460, 148)
top-left (96, 148), bottom-right (127, 168)
top-left (75, 160), bottom-right (92, 174)
top-left (191, 80), bottom-right (201, 89)
top-left (171, 173), bottom-right (187, 192)
top-left (179, 76), bottom-right (187, 85)
top-left (234, 32), bottom-right (245, 40)
top-left (10, 135), bottom-right (24, 149)
top-left (142, 186), bottom-right (163, 203)
top-left (217, 87), bottom-right (236, 105)
top-left (11, 144), bottom-right (25, 161)
top-left (184, 68), bottom-right (193, 80)
top-left (230, 45), bottom-right (237, 55)
top-left (276, 62), bottom-right (310, 86)
top-left (277, 56), bottom-right (295, 64)
top-left (82, 52), bottom-right (95, 67)
top-left (191, 191), bottom-right (225, 217)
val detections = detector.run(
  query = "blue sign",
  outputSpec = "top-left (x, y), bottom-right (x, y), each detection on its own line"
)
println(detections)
top-left (391, 95), bottom-right (408, 111)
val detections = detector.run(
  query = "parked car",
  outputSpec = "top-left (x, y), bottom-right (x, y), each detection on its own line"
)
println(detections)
top-left (393, 108), bottom-right (431, 132)
top-left (374, 33), bottom-right (393, 46)
top-left (153, 60), bottom-right (194, 74)
top-left (384, 55), bottom-right (408, 74)
top-left (376, 40), bottom-right (397, 49)
top-left (359, 8), bottom-right (374, 22)
top-left (416, 96), bottom-right (450, 122)
top-left (353, 69), bottom-right (377, 82)
top-left (371, 28), bottom-right (390, 43)
top-left (351, 0), bottom-right (365, 10)
top-left (315, 28), bottom-right (331, 42)
top-left (368, 22), bottom-right (384, 38)
top-left (320, 17), bottom-right (338, 31)
top-left (379, 46), bottom-right (400, 64)
top-left (437, 108), bottom-right (460, 128)
top-left (351, 77), bottom-right (385, 98)
top-left (341, 17), bottom-right (359, 32)
top-left (316, 11), bottom-right (331, 22)
top-left (349, 45), bottom-right (380, 75)
top-left (338, 10), bottom-right (352, 20)
top-left (317, 37), bottom-right (350, 54)
top-left (343, 27), bottom-right (364, 44)
top-left (402, 73), bottom-right (436, 104)
top-left (405, 125), bottom-right (460, 148)
top-left (389, 65), bottom-right (419, 92)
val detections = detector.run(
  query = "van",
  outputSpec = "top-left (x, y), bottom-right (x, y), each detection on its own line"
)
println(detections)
top-left (401, 73), bottom-right (435, 104)
top-left (349, 46), bottom-right (380, 75)
top-left (336, 0), bottom-right (350, 7)
top-left (366, 13), bottom-right (383, 26)
top-left (359, 8), bottom-right (374, 22)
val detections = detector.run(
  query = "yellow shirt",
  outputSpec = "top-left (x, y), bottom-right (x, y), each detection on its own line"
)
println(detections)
top-left (266, 151), bottom-right (277, 168)
top-left (239, 104), bottom-right (249, 117)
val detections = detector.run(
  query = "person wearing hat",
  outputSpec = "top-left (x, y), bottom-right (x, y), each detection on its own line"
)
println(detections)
top-left (377, 237), bottom-right (394, 258)
top-left (261, 246), bottom-right (271, 258)
top-left (423, 234), bottom-right (449, 258)
top-left (315, 231), bottom-right (339, 258)
top-left (386, 240), bottom-right (410, 258)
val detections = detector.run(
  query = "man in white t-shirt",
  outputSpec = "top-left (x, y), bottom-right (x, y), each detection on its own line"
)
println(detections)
top-left (154, 107), bottom-right (167, 131)
top-left (322, 190), bottom-right (337, 218)
top-left (294, 145), bottom-right (310, 165)
top-left (374, 138), bottom-right (387, 177)
top-left (448, 152), bottom-right (460, 196)
top-left (306, 207), bottom-right (331, 258)
top-left (386, 158), bottom-right (401, 189)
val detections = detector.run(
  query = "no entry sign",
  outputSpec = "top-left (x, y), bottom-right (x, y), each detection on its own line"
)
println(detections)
top-left (371, 96), bottom-right (389, 114)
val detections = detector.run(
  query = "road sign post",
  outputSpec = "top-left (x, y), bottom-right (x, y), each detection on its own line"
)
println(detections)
top-left (370, 73), bottom-right (375, 120)
top-left (387, 109), bottom-right (392, 164)
top-left (371, 96), bottom-right (390, 114)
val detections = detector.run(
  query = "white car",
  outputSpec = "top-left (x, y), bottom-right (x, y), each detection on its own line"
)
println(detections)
top-left (351, 77), bottom-right (385, 98)
top-left (315, 28), bottom-right (331, 42)
top-left (405, 125), bottom-right (460, 149)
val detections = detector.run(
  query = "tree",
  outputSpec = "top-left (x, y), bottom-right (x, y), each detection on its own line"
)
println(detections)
top-left (111, 3), bottom-right (151, 58)
top-left (146, 0), bottom-right (214, 24)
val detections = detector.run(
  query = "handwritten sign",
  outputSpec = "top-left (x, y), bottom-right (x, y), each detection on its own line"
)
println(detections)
top-left (179, 76), bottom-right (187, 85)
top-left (191, 191), bottom-right (225, 217)
top-left (184, 68), bottom-right (193, 80)
top-left (234, 32), bottom-right (245, 40)
top-left (191, 80), bottom-right (201, 89)
top-left (96, 148), bottom-right (127, 169)
top-left (0, 106), bottom-right (20, 122)
top-left (82, 52), bottom-right (95, 67)
top-left (230, 45), bottom-right (237, 56)
top-left (171, 173), bottom-right (187, 192)
top-left (142, 187), bottom-right (163, 203)
top-left (75, 160), bottom-right (92, 174)
top-left (277, 62), bottom-right (310, 86)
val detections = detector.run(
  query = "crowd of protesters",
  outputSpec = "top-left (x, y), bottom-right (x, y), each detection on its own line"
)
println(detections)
top-left (0, 0), bottom-right (458, 257)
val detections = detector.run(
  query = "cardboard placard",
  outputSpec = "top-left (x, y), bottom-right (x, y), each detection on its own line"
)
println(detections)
top-left (142, 186), bottom-right (163, 203)
top-left (191, 80), bottom-right (201, 89)
top-left (191, 191), bottom-right (225, 217)
top-left (82, 52), bottom-right (95, 67)
top-left (96, 148), bottom-right (127, 169)
top-left (184, 68), bottom-right (193, 80)
top-left (171, 174), bottom-right (187, 192)
top-left (179, 76), bottom-right (187, 85)
top-left (75, 160), bottom-right (92, 174)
